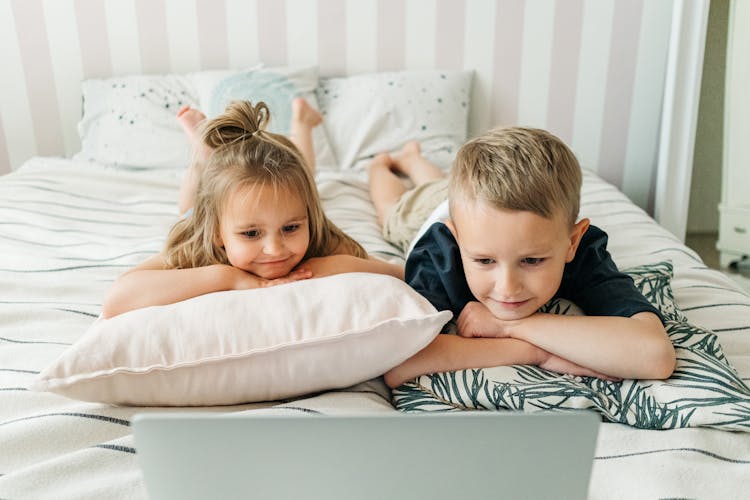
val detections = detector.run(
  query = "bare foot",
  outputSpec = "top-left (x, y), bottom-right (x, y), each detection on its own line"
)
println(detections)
top-left (400, 140), bottom-right (421, 158)
top-left (388, 140), bottom-right (445, 185)
top-left (289, 98), bottom-right (323, 174)
top-left (367, 153), bottom-right (394, 177)
top-left (291, 97), bottom-right (322, 128)
top-left (177, 106), bottom-right (211, 162)
top-left (177, 106), bottom-right (206, 141)
top-left (387, 141), bottom-right (420, 177)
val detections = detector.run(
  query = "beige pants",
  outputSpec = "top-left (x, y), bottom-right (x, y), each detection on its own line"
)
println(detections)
top-left (382, 178), bottom-right (449, 254)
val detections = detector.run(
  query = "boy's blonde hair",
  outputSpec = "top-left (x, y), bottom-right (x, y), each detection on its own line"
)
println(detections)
top-left (449, 126), bottom-right (582, 226)
top-left (164, 100), bottom-right (366, 269)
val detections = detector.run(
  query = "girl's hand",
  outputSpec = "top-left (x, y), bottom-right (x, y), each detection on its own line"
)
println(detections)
top-left (229, 265), bottom-right (313, 290)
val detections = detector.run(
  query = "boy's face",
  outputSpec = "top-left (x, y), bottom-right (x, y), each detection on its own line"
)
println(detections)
top-left (448, 200), bottom-right (589, 321)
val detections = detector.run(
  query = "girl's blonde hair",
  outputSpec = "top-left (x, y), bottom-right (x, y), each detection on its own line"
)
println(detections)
top-left (163, 100), bottom-right (366, 269)
top-left (449, 126), bottom-right (582, 226)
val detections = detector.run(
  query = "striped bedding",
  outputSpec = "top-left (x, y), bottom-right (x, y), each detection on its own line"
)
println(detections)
top-left (1, 157), bottom-right (749, 499)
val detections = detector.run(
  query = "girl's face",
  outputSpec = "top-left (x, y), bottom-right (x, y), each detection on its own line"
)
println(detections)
top-left (216, 183), bottom-right (310, 279)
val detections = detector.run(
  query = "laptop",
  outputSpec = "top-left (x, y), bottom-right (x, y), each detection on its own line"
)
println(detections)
top-left (133, 411), bottom-right (599, 500)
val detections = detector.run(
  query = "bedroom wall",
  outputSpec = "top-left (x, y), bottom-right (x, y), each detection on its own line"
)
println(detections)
top-left (0, 0), bottom-right (674, 215)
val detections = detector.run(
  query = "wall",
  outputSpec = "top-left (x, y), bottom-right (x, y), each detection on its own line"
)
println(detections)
top-left (687, 0), bottom-right (728, 234)
top-left (0, 0), bottom-right (674, 215)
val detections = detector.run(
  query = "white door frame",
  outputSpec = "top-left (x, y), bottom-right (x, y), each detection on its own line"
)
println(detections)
top-left (653, 0), bottom-right (710, 241)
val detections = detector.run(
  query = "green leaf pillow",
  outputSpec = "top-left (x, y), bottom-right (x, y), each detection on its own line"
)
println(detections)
top-left (392, 262), bottom-right (750, 431)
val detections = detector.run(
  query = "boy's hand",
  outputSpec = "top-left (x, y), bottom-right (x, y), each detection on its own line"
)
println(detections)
top-left (457, 301), bottom-right (511, 338)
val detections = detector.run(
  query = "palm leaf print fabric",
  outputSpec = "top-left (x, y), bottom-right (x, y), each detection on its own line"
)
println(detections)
top-left (392, 262), bottom-right (750, 431)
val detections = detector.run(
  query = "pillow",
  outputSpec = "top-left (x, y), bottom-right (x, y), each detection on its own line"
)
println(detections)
top-left (74, 73), bottom-right (199, 170)
top-left (74, 65), bottom-right (337, 171)
top-left (317, 69), bottom-right (474, 171)
top-left (392, 262), bottom-right (750, 431)
top-left (31, 273), bottom-right (450, 406)
top-left (190, 65), bottom-right (338, 169)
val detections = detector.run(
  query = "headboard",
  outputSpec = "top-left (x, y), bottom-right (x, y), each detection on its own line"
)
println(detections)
top-left (0, 0), bottom-right (707, 238)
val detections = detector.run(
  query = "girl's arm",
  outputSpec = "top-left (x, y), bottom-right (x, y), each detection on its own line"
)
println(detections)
top-left (101, 254), bottom-right (311, 319)
top-left (457, 302), bottom-right (676, 380)
top-left (298, 254), bottom-right (405, 280)
top-left (383, 335), bottom-right (613, 388)
top-left (364, 255), bottom-right (404, 279)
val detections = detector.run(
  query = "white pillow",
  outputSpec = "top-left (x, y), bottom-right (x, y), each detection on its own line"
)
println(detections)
top-left (74, 73), bottom-right (199, 170)
top-left (190, 65), bottom-right (338, 170)
top-left (31, 273), bottom-right (450, 406)
top-left (74, 65), bottom-right (337, 171)
top-left (317, 69), bottom-right (474, 171)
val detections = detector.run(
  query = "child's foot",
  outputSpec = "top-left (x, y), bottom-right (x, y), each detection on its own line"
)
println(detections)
top-left (289, 98), bottom-right (323, 174)
top-left (400, 140), bottom-right (421, 158)
top-left (291, 97), bottom-right (322, 129)
top-left (367, 153), bottom-right (394, 177)
top-left (367, 152), bottom-right (411, 184)
top-left (177, 106), bottom-right (207, 144)
top-left (389, 141), bottom-right (422, 177)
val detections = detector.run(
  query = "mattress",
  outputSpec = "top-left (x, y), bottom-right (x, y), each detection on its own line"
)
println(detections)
top-left (1, 157), bottom-right (749, 499)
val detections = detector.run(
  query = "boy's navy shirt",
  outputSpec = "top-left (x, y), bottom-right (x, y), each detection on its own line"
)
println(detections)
top-left (405, 222), bottom-right (663, 323)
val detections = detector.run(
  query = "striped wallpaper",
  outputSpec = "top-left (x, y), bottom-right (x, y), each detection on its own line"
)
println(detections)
top-left (0, 0), bottom-right (675, 211)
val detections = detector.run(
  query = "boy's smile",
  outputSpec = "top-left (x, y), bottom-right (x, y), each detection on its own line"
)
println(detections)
top-left (449, 200), bottom-right (589, 321)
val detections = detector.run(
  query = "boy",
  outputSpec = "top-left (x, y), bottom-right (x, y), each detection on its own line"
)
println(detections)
top-left (367, 128), bottom-right (676, 388)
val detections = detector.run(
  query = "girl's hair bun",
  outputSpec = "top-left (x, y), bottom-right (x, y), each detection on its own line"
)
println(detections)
top-left (202, 100), bottom-right (271, 149)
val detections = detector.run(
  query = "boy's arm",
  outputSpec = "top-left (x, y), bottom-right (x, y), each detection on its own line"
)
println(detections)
top-left (457, 302), bottom-right (675, 380)
top-left (383, 334), bottom-right (614, 388)
top-left (101, 255), bottom-right (311, 318)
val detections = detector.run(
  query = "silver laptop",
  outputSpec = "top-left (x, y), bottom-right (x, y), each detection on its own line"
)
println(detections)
top-left (133, 411), bottom-right (599, 500)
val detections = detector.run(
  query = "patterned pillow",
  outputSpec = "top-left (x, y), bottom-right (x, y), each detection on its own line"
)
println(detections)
top-left (317, 69), bottom-right (473, 172)
top-left (392, 262), bottom-right (750, 431)
top-left (75, 65), bottom-right (337, 171)
top-left (75, 73), bottom-right (199, 170)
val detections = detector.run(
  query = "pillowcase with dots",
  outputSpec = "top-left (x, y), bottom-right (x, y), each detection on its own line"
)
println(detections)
top-left (74, 73), bottom-right (199, 171)
top-left (316, 69), bottom-right (474, 172)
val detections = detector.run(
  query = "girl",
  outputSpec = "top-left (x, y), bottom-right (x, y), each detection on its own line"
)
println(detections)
top-left (102, 99), bottom-right (403, 318)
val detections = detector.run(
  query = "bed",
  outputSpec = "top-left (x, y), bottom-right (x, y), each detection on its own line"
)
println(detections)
top-left (3, 1), bottom-right (749, 499)
top-left (3, 122), bottom-right (750, 498)
top-left (2, 151), bottom-right (750, 499)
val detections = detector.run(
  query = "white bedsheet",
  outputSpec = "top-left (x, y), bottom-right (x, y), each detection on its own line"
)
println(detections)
top-left (1, 157), bottom-right (749, 499)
